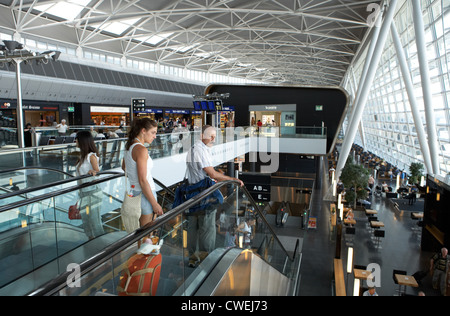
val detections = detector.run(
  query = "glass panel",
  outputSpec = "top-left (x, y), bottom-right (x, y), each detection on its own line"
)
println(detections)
top-left (46, 181), bottom-right (298, 296)
top-left (0, 174), bottom-right (126, 295)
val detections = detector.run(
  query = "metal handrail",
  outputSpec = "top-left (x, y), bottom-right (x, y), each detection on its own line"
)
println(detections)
top-left (28, 179), bottom-right (295, 296)
top-left (0, 171), bottom-right (124, 213)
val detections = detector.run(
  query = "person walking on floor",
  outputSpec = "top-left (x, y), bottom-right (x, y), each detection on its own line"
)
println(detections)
top-left (430, 247), bottom-right (449, 296)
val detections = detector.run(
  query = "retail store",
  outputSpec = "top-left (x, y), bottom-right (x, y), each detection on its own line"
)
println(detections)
top-left (0, 99), bottom-right (62, 127)
top-left (90, 105), bottom-right (130, 126)
top-left (249, 104), bottom-right (296, 134)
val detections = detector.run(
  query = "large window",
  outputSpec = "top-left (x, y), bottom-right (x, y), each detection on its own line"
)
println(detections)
top-left (343, 0), bottom-right (450, 177)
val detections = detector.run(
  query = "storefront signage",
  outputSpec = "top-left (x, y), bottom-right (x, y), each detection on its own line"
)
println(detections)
top-left (165, 109), bottom-right (190, 114)
top-left (249, 104), bottom-right (296, 112)
top-left (91, 106), bottom-right (130, 113)
top-left (144, 109), bottom-right (163, 114)
top-left (1, 103), bottom-right (59, 111)
top-left (222, 106), bottom-right (235, 111)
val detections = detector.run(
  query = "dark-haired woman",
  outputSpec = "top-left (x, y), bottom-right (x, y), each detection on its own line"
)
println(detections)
top-left (76, 130), bottom-right (104, 239)
top-left (122, 118), bottom-right (163, 229)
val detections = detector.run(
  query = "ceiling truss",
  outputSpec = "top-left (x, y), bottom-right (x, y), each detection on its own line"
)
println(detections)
top-left (0, 0), bottom-right (383, 86)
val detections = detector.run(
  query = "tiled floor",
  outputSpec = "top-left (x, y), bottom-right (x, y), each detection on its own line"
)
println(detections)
top-left (295, 159), bottom-right (442, 296)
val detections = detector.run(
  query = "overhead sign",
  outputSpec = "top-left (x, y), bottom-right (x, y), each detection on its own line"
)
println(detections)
top-left (239, 172), bottom-right (271, 202)
top-left (132, 98), bottom-right (146, 113)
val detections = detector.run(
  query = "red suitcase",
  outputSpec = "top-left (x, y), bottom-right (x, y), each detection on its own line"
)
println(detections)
top-left (117, 253), bottom-right (162, 296)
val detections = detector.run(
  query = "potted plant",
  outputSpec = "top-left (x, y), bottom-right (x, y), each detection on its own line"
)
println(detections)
top-left (409, 162), bottom-right (424, 185)
top-left (340, 157), bottom-right (370, 209)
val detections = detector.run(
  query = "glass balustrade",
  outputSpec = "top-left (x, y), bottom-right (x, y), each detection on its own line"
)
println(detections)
top-left (0, 170), bottom-right (179, 295)
top-left (29, 180), bottom-right (300, 296)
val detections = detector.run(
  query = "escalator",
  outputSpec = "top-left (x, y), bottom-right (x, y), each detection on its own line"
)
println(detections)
top-left (26, 180), bottom-right (301, 296)
top-left (0, 169), bottom-right (177, 295)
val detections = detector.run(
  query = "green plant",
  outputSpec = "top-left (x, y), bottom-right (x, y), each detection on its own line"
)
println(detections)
top-left (409, 162), bottom-right (424, 185)
top-left (340, 157), bottom-right (370, 209)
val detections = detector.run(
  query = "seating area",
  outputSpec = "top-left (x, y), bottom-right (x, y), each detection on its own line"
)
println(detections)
top-left (38, 135), bottom-right (76, 146)
top-left (325, 146), bottom-right (440, 296)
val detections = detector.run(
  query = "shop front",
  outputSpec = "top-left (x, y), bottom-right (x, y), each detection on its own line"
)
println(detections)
top-left (90, 105), bottom-right (130, 126)
top-left (1, 100), bottom-right (61, 127)
top-left (249, 104), bottom-right (296, 135)
top-left (23, 104), bottom-right (60, 127)
top-left (134, 108), bottom-right (164, 121)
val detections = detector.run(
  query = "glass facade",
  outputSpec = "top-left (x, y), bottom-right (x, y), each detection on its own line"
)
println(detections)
top-left (343, 0), bottom-right (450, 177)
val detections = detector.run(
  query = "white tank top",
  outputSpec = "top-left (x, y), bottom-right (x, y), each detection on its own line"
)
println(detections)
top-left (124, 142), bottom-right (156, 192)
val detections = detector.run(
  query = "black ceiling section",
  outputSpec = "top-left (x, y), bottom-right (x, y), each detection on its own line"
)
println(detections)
top-left (0, 59), bottom-right (204, 96)
top-left (63, 63), bottom-right (76, 80)
top-left (44, 62), bottom-right (57, 78)
top-left (52, 60), bottom-right (68, 79)
top-left (72, 63), bottom-right (85, 81)
top-left (79, 64), bottom-right (94, 83)
top-left (32, 63), bottom-right (47, 77)
top-left (104, 69), bottom-right (116, 86)
top-left (114, 71), bottom-right (124, 86)
top-left (96, 68), bottom-right (108, 84)
top-left (89, 66), bottom-right (101, 83)
top-left (147, 77), bottom-right (156, 90)
top-left (134, 74), bottom-right (144, 89)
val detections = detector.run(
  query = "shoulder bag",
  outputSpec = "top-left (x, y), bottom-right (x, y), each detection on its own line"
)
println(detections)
top-left (120, 169), bottom-right (142, 233)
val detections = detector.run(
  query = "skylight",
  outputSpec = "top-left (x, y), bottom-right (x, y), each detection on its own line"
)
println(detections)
top-left (34, 0), bottom-right (91, 21)
top-left (136, 33), bottom-right (174, 45)
top-left (99, 18), bottom-right (141, 35)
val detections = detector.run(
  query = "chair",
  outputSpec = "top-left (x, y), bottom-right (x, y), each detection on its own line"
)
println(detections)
top-left (345, 227), bottom-right (356, 235)
top-left (65, 136), bottom-right (75, 143)
top-left (345, 227), bottom-right (356, 246)
top-left (373, 230), bottom-right (385, 248)
top-left (53, 136), bottom-right (65, 144)
top-left (38, 136), bottom-right (50, 146)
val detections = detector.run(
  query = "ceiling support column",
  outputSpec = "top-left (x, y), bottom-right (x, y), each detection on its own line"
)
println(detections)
top-left (391, 22), bottom-right (433, 174)
top-left (412, 0), bottom-right (440, 176)
top-left (336, 0), bottom-right (399, 179)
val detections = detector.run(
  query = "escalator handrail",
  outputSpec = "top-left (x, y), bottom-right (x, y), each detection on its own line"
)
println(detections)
top-left (0, 169), bottom-right (93, 201)
top-left (28, 179), bottom-right (294, 296)
top-left (0, 171), bottom-right (124, 213)
top-left (0, 166), bottom-right (75, 178)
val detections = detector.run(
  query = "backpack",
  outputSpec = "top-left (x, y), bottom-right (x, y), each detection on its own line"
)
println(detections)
top-left (117, 253), bottom-right (162, 296)
top-left (173, 177), bottom-right (223, 214)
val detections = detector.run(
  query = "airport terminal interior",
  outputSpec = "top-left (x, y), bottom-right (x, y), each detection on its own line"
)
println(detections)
top-left (0, 0), bottom-right (450, 297)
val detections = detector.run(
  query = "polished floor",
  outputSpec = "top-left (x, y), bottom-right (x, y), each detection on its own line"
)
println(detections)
top-left (277, 157), bottom-right (441, 296)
